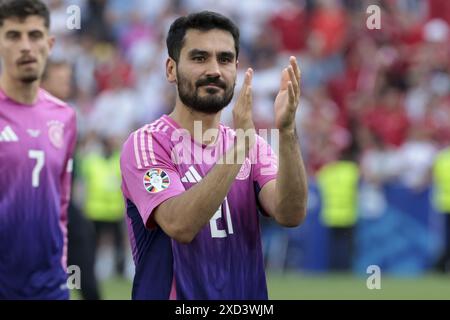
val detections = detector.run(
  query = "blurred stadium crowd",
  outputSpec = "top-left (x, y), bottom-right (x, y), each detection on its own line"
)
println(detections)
top-left (39, 0), bottom-right (450, 281)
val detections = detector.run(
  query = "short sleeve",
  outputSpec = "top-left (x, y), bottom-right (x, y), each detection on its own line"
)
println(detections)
top-left (251, 134), bottom-right (278, 190)
top-left (120, 128), bottom-right (185, 229)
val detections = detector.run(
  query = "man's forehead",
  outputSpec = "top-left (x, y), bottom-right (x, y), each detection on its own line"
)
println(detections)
top-left (182, 29), bottom-right (235, 54)
top-left (1, 15), bottom-right (47, 32)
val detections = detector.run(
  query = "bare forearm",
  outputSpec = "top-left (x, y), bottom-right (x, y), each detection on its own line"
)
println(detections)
top-left (154, 145), bottom-right (245, 243)
top-left (275, 129), bottom-right (308, 226)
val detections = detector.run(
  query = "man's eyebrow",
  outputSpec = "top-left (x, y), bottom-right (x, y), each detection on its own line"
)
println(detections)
top-left (5, 30), bottom-right (21, 35)
top-left (5, 29), bottom-right (44, 35)
top-left (188, 49), bottom-right (209, 57)
top-left (218, 51), bottom-right (235, 60)
top-left (29, 29), bottom-right (44, 33)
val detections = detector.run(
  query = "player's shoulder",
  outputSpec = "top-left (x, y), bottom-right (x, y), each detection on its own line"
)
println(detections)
top-left (39, 89), bottom-right (77, 131)
top-left (125, 116), bottom-right (174, 143)
top-left (39, 88), bottom-right (68, 108)
top-left (39, 89), bottom-right (75, 115)
top-left (146, 116), bottom-right (175, 138)
top-left (121, 116), bottom-right (175, 160)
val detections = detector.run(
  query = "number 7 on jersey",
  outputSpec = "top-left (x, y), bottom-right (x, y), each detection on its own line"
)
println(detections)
top-left (28, 150), bottom-right (45, 188)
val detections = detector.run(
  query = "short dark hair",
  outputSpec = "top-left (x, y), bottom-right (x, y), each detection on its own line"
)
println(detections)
top-left (0, 0), bottom-right (50, 28)
top-left (166, 11), bottom-right (240, 63)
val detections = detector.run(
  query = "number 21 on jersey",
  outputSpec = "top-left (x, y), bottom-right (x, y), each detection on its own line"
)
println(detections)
top-left (209, 197), bottom-right (234, 238)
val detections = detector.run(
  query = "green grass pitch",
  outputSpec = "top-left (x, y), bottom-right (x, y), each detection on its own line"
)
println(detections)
top-left (71, 272), bottom-right (450, 300)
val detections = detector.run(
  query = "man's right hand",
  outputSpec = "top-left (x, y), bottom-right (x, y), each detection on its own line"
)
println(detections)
top-left (232, 68), bottom-right (255, 156)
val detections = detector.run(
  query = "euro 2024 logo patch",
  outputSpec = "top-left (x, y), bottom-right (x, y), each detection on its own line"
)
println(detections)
top-left (143, 168), bottom-right (170, 193)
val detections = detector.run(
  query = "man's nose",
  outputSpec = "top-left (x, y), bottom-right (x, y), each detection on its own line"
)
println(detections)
top-left (205, 59), bottom-right (221, 77)
top-left (19, 35), bottom-right (32, 53)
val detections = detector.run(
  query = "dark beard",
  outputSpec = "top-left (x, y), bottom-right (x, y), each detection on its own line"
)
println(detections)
top-left (177, 69), bottom-right (235, 114)
top-left (20, 75), bottom-right (39, 83)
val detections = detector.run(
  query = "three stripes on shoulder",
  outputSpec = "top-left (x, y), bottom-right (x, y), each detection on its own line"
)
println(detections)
top-left (0, 126), bottom-right (19, 142)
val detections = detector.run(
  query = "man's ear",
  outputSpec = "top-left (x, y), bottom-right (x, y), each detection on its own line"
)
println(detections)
top-left (166, 58), bottom-right (177, 83)
top-left (47, 35), bottom-right (55, 53)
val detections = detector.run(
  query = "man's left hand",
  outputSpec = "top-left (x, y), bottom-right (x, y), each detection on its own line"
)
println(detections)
top-left (274, 56), bottom-right (301, 133)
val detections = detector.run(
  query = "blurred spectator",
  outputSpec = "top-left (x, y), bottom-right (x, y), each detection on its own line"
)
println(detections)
top-left (362, 86), bottom-right (410, 147)
top-left (360, 133), bottom-right (402, 185)
top-left (317, 148), bottom-right (359, 270)
top-left (80, 135), bottom-right (126, 279)
top-left (88, 49), bottom-right (143, 140)
top-left (433, 147), bottom-right (450, 272)
top-left (309, 0), bottom-right (347, 57)
top-left (41, 60), bottom-right (101, 300)
top-left (428, 0), bottom-right (450, 25)
top-left (84, 0), bottom-right (114, 42)
top-left (268, 0), bottom-right (308, 54)
top-left (398, 126), bottom-right (437, 191)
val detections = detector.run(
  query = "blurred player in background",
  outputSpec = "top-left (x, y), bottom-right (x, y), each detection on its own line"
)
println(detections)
top-left (41, 60), bottom-right (100, 299)
top-left (0, 0), bottom-right (76, 299)
top-left (120, 11), bottom-right (308, 299)
top-left (433, 147), bottom-right (450, 272)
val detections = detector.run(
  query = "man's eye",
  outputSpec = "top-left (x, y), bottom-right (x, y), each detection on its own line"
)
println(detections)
top-left (219, 57), bottom-right (232, 63)
top-left (6, 33), bottom-right (20, 40)
top-left (30, 32), bottom-right (43, 39)
top-left (193, 56), bottom-right (206, 62)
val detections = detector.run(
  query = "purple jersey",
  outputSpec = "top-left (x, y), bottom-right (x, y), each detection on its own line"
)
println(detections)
top-left (0, 88), bottom-right (77, 299)
top-left (120, 115), bottom-right (277, 300)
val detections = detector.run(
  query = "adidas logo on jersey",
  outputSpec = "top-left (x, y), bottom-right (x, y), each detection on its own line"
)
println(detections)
top-left (181, 166), bottom-right (203, 183)
top-left (0, 126), bottom-right (19, 142)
